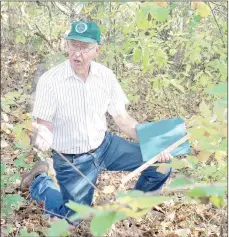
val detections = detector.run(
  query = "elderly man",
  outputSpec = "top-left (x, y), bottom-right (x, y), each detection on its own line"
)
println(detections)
top-left (20, 21), bottom-right (171, 224)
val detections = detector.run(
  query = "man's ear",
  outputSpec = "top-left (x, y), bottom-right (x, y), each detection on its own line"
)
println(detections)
top-left (96, 45), bottom-right (101, 54)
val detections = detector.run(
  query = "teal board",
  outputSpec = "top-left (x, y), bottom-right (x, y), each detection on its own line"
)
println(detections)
top-left (136, 118), bottom-right (191, 162)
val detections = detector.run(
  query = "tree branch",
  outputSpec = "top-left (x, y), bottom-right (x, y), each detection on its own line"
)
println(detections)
top-left (34, 24), bottom-right (53, 49)
top-left (53, 2), bottom-right (70, 16)
top-left (207, 2), bottom-right (225, 46)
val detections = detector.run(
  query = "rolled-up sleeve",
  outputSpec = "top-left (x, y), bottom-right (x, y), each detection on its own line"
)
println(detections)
top-left (107, 72), bottom-right (129, 117)
top-left (32, 76), bottom-right (56, 122)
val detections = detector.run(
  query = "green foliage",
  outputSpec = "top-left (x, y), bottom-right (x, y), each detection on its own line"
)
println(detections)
top-left (168, 175), bottom-right (194, 189)
top-left (1, 2), bottom-right (227, 236)
top-left (133, 47), bottom-right (142, 62)
top-left (187, 184), bottom-right (226, 199)
top-left (14, 153), bottom-right (30, 168)
top-left (19, 228), bottom-right (39, 237)
top-left (67, 192), bottom-right (170, 236)
top-left (47, 219), bottom-right (69, 237)
top-left (2, 194), bottom-right (24, 216)
top-left (90, 211), bottom-right (125, 236)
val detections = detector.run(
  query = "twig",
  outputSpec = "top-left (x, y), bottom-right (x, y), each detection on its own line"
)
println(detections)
top-left (36, 205), bottom-right (67, 220)
top-left (209, 1), bottom-right (227, 11)
top-left (172, 90), bottom-right (180, 117)
top-left (207, 2), bottom-right (225, 46)
top-left (34, 24), bottom-right (53, 49)
top-left (162, 86), bottom-right (173, 118)
top-left (53, 2), bottom-right (70, 15)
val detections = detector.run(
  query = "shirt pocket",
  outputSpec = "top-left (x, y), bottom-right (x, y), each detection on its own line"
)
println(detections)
top-left (89, 86), bottom-right (110, 116)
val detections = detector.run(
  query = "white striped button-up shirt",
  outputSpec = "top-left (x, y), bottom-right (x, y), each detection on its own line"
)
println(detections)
top-left (32, 60), bottom-right (129, 154)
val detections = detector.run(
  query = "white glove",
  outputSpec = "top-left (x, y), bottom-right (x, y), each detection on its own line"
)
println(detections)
top-left (32, 123), bottom-right (53, 151)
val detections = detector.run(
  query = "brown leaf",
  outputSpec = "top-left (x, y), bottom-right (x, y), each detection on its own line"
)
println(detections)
top-left (204, 131), bottom-right (210, 137)
top-left (25, 154), bottom-right (34, 164)
top-left (166, 234), bottom-right (179, 237)
top-left (197, 151), bottom-right (212, 162)
top-left (167, 211), bottom-right (176, 222)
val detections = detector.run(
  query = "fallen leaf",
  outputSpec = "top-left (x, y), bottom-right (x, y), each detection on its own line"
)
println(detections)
top-left (25, 154), bottom-right (34, 164)
top-left (167, 211), bottom-right (176, 221)
top-left (103, 185), bottom-right (116, 194)
top-left (156, 164), bottom-right (168, 174)
top-left (174, 228), bottom-right (191, 236)
top-left (1, 140), bottom-right (9, 148)
top-left (2, 113), bottom-right (9, 122)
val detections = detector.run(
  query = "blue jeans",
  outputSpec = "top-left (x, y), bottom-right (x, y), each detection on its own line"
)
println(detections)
top-left (30, 132), bottom-right (171, 223)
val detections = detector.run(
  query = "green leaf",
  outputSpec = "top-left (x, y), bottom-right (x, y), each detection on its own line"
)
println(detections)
top-left (148, 4), bottom-right (170, 22)
top-left (168, 175), bottom-right (194, 189)
top-left (219, 139), bottom-right (227, 151)
top-left (5, 91), bottom-right (22, 99)
top-left (199, 101), bottom-right (211, 118)
top-left (169, 48), bottom-right (177, 56)
top-left (66, 201), bottom-right (94, 219)
top-left (187, 156), bottom-right (199, 167)
top-left (157, 158), bottom-right (187, 171)
top-left (210, 196), bottom-right (226, 207)
top-left (170, 80), bottom-right (185, 93)
top-left (13, 125), bottom-right (30, 148)
top-left (2, 194), bottom-right (24, 216)
top-left (118, 196), bottom-right (170, 210)
top-left (132, 196), bottom-right (170, 209)
top-left (190, 14), bottom-right (201, 29)
top-left (7, 224), bottom-right (15, 234)
top-left (207, 83), bottom-right (227, 95)
top-left (199, 74), bottom-right (210, 86)
top-left (8, 173), bottom-right (21, 183)
top-left (48, 219), bottom-right (69, 237)
top-left (19, 228), bottom-right (39, 237)
top-left (153, 49), bottom-right (168, 68)
top-left (171, 158), bottom-right (187, 169)
top-left (135, 9), bottom-right (149, 29)
top-left (188, 127), bottom-right (205, 139)
top-left (133, 47), bottom-right (142, 62)
top-left (14, 153), bottom-right (30, 168)
top-left (187, 184), bottom-right (226, 198)
top-left (1, 163), bottom-right (6, 174)
top-left (116, 190), bottom-right (144, 199)
top-left (90, 211), bottom-right (126, 236)
top-left (213, 105), bottom-right (226, 121)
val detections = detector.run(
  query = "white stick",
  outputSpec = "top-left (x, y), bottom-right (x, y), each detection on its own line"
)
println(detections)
top-left (121, 134), bottom-right (190, 185)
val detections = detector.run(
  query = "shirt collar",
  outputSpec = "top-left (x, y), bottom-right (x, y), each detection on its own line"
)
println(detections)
top-left (64, 60), bottom-right (99, 80)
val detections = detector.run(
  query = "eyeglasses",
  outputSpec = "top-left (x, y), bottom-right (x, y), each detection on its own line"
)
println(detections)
top-left (68, 42), bottom-right (97, 53)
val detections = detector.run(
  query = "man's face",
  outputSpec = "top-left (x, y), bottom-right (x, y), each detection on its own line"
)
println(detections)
top-left (67, 40), bottom-right (100, 73)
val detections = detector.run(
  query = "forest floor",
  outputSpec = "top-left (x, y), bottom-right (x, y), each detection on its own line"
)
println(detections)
top-left (1, 51), bottom-right (227, 237)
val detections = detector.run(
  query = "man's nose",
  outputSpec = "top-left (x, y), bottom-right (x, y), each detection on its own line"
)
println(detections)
top-left (74, 50), bottom-right (82, 57)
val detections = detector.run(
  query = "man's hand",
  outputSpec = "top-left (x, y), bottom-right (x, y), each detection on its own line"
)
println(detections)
top-left (32, 123), bottom-right (53, 151)
top-left (157, 151), bottom-right (173, 163)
